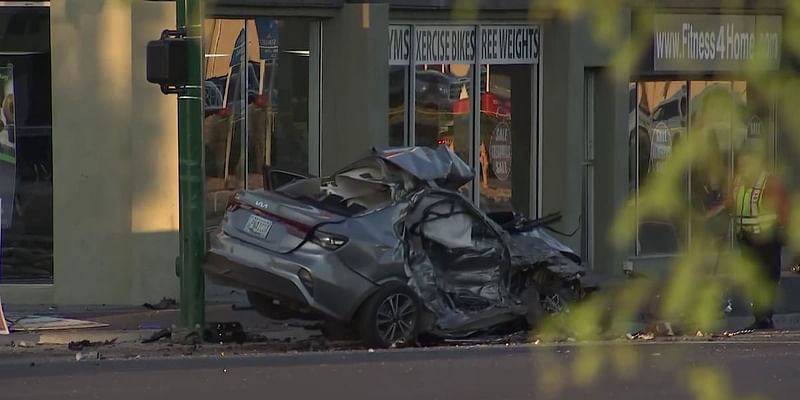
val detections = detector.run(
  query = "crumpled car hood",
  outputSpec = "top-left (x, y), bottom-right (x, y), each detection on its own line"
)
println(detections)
top-left (508, 234), bottom-right (584, 278)
top-left (373, 146), bottom-right (473, 190)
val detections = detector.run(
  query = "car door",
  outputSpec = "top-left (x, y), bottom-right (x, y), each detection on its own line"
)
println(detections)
top-left (420, 197), bottom-right (508, 311)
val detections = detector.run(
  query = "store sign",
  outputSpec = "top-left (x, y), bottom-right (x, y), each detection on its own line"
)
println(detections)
top-left (652, 14), bottom-right (782, 72)
top-left (414, 26), bottom-right (476, 64)
top-left (490, 121), bottom-right (512, 181)
top-left (481, 25), bottom-right (540, 64)
top-left (388, 24), bottom-right (540, 65)
top-left (389, 25), bottom-right (410, 65)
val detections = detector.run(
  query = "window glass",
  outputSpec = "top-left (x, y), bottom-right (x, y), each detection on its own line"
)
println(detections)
top-left (689, 81), bottom-right (733, 247)
top-left (389, 65), bottom-right (407, 146)
top-left (205, 18), bottom-right (314, 224)
top-left (631, 79), bottom-right (777, 255)
top-left (629, 82), bottom-right (650, 195)
top-left (478, 64), bottom-right (534, 213)
top-left (204, 19), bottom-right (247, 224)
top-left (0, 6), bottom-right (53, 283)
top-left (390, 24), bottom-right (539, 215)
top-left (414, 64), bottom-right (473, 196)
top-left (635, 81), bottom-right (688, 255)
top-left (245, 18), bottom-right (311, 188)
top-left (388, 25), bottom-right (410, 146)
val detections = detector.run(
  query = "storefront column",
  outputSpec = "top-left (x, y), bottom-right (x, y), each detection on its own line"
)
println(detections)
top-left (540, 19), bottom-right (583, 254)
top-left (51, 0), bottom-right (134, 304)
top-left (321, 3), bottom-right (389, 174)
top-left (541, 14), bottom-right (630, 274)
top-left (129, 1), bottom-right (180, 304)
top-left (49, 0), bottom-right (179, 305)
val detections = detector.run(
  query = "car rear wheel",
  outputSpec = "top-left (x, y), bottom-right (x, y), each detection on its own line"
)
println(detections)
top-left (247, 291), bottom-right (294, 321)
top-left (357, 285), bottom-right (421, 349)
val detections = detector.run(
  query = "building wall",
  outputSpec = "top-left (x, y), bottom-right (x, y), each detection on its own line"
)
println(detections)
top-left (539, 12), bottom-right (631, 274)
top-left (321, 3), bottom-right (390, 174)
top-left (20, 0), bottom-right (179, 305)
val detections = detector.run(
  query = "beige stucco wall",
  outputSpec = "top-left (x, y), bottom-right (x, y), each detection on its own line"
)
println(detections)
top-left (27, 0), bottom-right (179, 305)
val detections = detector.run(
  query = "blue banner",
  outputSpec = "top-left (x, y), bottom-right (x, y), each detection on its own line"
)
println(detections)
top-left (229, 28), bottom-right (246, 68)
top-left (256, 18), bottom-right (279, 61)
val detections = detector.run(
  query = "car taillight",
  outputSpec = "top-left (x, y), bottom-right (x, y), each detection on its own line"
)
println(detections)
top-left (310, 230), bottom-right (348, 250)
top-left (284, 220), bottom-right (312, 239)
top-left (226, 192), bottom-right (243, 212)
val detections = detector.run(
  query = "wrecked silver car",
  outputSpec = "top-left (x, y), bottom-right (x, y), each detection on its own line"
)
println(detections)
top-left (204, 146), bottom-right (587, 348)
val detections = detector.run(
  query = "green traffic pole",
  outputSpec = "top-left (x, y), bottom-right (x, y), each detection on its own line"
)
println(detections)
top-left (176, 0), bottom-right (206, 331)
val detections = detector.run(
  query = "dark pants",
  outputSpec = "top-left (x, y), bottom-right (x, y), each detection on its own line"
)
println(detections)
top-left (737, 233), bottom-right (782, 322)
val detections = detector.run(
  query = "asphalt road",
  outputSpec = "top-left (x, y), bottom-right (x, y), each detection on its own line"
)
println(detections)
top-left (1, 341), bottom-right (799, 400)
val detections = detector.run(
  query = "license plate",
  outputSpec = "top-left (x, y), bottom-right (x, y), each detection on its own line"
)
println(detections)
top-left (243, 215), bottom-right (273, 239)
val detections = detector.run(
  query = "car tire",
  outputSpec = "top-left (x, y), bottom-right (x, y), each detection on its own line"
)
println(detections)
top-left (523, 286), bottom-right (546, 329)
top-left (356, 284), bottom-right (421, 349)
top-left (247, 291), bottom-right (294, 321)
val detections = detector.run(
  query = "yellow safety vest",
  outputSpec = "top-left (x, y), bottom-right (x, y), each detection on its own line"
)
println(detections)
top-left (733, 172), bottom-right (778, 235)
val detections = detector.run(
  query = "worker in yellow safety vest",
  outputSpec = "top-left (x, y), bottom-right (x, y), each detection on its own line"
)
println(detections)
top-left (709, 138), bottom-right (787, 330)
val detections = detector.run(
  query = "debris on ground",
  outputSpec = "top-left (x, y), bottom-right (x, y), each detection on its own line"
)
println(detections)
top-left (626, 331), bottom-right (655, 340)
top-left (203, 322), bottom-right (246, 344)
top-left (626, 321), bottom-right (679, 340)
top-left (440, 331), bottom-right (530, 346)
top-left (724, 298), bottom-right (734, 314)
top-left (138, 323), bottom-right (165, 330)
top-left (711, 329), bottom-right (755, 338)
top-left (68, 338), bottom-right (117, 351)
top-left (142, 297), bottom-right (178, 310)
top-left (142, 329), bottom-right (172, 344)
top-left (74, 351), bottom-right (101, 361)
top-left (8, 315), bottom-right (109, 332)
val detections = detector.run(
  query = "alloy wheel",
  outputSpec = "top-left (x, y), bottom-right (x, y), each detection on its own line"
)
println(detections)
top-left (375, 293), bottom-right (417, 346)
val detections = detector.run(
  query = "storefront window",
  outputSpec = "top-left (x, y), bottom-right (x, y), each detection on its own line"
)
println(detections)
top-left (389, 66), bottom-right (407, 146)
top-left (389, 24), bottom-right (540, 215)
top-left (388, 25), bottom-right (410, 147)
top-left (0, 5), bottom-right (52, 283)
top-left (630, 79), bottom-right (775, 255)
top-left (414, 64), bottom-right (473, 164)
top-left (204, 19), bottom-right (246, 223)
top-left (632, 81), bottom-right (689, 255)
top-left (205, 17), bottom-right (318, 224)
top-left (479, 64), bottom-right (534, 213)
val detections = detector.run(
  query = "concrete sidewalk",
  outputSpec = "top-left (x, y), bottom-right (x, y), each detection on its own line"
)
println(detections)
top-left (0, 303), bottom-right (323, 347)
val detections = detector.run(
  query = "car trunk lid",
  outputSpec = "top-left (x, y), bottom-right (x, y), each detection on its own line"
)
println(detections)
top-left (223, 190), bottom-right (345, 253)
